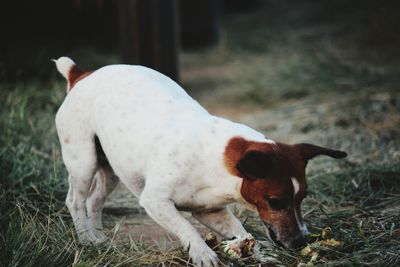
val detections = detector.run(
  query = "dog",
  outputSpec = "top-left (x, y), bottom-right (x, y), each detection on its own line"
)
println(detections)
top-left (54, 57), bottom-right (347, 266)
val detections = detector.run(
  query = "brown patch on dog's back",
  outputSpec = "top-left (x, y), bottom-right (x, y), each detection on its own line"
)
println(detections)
top-left (68, 65), bottom-right (93, 91)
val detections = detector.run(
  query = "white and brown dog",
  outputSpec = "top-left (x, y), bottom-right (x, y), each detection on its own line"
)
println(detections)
top-left (54, 57), bottom-right (346, 266)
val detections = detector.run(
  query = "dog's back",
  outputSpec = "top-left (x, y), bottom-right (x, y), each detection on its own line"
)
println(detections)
top-left (54, 57), bottom-right (265, 197)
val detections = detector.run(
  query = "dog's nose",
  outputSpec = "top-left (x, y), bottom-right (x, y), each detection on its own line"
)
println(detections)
top-left (291, 235), bottom-right (308, 248)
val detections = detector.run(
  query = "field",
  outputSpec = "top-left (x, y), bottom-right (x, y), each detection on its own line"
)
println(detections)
top-left (1, 1), bottom-right (400, 266)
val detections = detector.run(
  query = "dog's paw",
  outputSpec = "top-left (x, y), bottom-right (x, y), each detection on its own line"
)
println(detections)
top-left (77, 230), bottom-right (108, 245)
top-left (189, 242), bottom-right (219, 267)
top-left (90, 229), bottom-right (108, 244)
top-left (221, 233), bottom-right (255, 258)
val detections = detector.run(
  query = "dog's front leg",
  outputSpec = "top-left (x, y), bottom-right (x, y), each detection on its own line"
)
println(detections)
top-left (139, 190), bottom-right (219, 267)
top-left (192, 206), bottom-right (248, 239)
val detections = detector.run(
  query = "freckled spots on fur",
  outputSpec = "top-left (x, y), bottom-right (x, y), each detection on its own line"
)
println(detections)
top-left (135, 179), bottom-right (145, 191)
top-left (181, 160), bottom-right (194, 172)
top-left (174, 162), bottom-right (181, 168)
top-left (78, 189), bottom-right (87, 195)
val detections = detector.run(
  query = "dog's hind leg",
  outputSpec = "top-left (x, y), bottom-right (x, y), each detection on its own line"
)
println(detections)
top-left (61, 132), bottom-right (101, 244)
top-left (86, 165), bottom-right (119, 242)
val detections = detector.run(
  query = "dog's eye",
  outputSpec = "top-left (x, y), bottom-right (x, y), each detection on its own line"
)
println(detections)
top-left (267, 197), bottom-right (287, 211)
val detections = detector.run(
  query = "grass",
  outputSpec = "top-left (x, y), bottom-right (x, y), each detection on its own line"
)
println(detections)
top-left (1, 0), bottom-right (400, 266)
top-left (302, 163), bottom-right (400, 266)
top-left (237, 162), bottom-right (400, 266)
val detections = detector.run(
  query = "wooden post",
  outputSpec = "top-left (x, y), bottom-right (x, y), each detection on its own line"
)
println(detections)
top-left (118, 0), bottom-right (179, 82)
top-left (179, 0), bottom-right (221, 49)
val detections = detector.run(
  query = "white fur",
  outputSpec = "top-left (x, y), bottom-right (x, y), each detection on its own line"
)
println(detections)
top-left (53, 57), bottom-right (76, 92)
top-left (53, 57), bottom-right (75, 79)
top-left (55, 58), bottom-right (274, 266)
top-left (291, 177), bottom-right (309, 236)
top-left (291, 177), bottom-right (300, 195)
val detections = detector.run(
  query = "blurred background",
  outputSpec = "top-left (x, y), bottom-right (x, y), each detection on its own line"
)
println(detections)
top-left (1, 0), bottom-right (400, 266)
top-left (1, 0), bottom-right (400, 83)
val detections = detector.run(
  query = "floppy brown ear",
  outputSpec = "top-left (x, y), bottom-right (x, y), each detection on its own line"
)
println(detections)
top-left (236, 150), bottom-right (274, 180)
top-left (295, 143), bottom-right (347, 162)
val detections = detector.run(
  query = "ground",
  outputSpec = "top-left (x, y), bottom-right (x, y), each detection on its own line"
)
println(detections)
top-left (1, 1), bottom-right (400, 266)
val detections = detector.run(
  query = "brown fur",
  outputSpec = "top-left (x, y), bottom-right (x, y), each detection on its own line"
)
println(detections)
top-left (224, 137), bottom-right (308, 245)
top-left (224, 136), bottom-right (346, 246)
top-left (224, 137), bottom-right (275, 177)
top-left (224, 137), bottom-right (306, 202)
top-left (68, 65), bottom-right (92, 91)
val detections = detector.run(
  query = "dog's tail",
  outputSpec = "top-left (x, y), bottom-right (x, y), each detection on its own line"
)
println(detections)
top-left (52, 57), bottom-right (91, 93)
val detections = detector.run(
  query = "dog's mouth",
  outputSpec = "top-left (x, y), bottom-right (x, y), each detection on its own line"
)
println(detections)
top-left (263, 222), bottom-right (284, 247)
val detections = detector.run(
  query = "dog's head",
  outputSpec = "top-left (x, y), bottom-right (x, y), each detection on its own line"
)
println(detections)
top-left (225, 137), bottom-right (347, 248)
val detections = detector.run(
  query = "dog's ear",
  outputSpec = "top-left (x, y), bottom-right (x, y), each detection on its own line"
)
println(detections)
top-left (236, 150), bottom-right (274, 180)
top-left (295, 143), bottom-right (347, 163)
